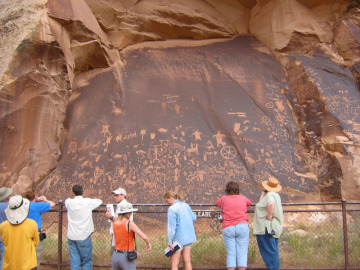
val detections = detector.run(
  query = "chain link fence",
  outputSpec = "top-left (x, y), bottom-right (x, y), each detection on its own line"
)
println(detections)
top-left (40, 200), bottom-right (360, 269)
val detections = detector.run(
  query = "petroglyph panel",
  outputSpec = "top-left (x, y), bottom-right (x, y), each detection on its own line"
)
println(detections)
top-left (296, 54), bottom-right (360, 144)
top-left (39, 37), bottom-right (318, 203)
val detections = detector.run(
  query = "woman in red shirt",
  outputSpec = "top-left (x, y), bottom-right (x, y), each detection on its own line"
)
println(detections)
top-left (112, 201), bottom-right (151, 270)
top-left (217, 181), bottom-right (252, 270)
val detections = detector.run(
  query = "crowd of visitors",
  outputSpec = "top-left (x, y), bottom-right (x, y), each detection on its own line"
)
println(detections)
top-left (0, 176), bottom-right (283, 270)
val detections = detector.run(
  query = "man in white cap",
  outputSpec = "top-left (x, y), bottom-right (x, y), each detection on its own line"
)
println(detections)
top-left (0, 187), bottom-right (13, 270)
top-left (105, 188), bottom-right (130, 253)
top-left (65, 184), bottom-right (102, 270)
top-left (0, 195), bottom-right (39, 270)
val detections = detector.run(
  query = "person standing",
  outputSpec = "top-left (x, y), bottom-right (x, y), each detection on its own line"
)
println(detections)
top-left (25, 188), bottom-right (56, 269)
top-left (0, 195), bottom-right (39, 270)
top-left (163, 191), bottom-right (197, 270)
top-left (216, 181), bottom-right (252, 270)
top-left (65, 184), bottom-right (102, 270)
top-left (111, 201), bottom-right (151, 270)
top-left (0, 188), bottom-right (13, 270)
top-left (105, 188), bottom-right (129, 253)
top-left (253, 177), bottom-right (283, 270)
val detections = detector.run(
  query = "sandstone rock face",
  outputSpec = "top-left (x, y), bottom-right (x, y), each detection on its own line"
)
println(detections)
top-left (0, 0), bottom-right (359, 203)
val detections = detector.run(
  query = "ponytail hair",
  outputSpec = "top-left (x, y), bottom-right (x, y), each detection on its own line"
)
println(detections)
top-left (163, 191), bottom-right (183, 201)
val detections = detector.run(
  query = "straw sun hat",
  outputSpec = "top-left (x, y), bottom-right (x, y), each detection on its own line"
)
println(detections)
top-left (262, 177), bottom-right (282, 192)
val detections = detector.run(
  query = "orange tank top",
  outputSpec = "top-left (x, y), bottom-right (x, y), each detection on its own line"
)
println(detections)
top-left (113, 220), bottom-right (135, 250)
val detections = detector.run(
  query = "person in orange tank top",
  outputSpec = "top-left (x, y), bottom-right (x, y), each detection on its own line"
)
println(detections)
top-left (112, 201), bottom-right (151, 270)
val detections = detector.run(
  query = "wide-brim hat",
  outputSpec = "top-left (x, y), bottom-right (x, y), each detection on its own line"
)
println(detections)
top-left (112, 188), bottom-right (127, 196)
top-left (5, 195), bottom-right (30, 225)
top-left (0, 187), bottom-right (13, 201)
top-left (262, 177), bottom-right (282, 192)
top-left (116, 201), bottom-right (138, 214)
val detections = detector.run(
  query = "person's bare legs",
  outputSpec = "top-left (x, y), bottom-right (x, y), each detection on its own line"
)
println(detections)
top-left (181, 248), bottom-right (193, 270)
top-left (170, 251), bottom-right (181, 270)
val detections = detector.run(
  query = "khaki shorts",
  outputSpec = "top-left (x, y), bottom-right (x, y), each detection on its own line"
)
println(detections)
top-left (176, 243), bottom-right (192, 252)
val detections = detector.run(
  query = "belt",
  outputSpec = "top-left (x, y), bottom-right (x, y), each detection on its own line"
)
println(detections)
top-left (114, 249), bottom-right (135, 253)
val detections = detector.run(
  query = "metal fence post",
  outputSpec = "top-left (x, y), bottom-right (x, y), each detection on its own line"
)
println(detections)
top-left (341, 198), bottom-right (349, 270)
top-left (58, 201), bottom-right (64, 270)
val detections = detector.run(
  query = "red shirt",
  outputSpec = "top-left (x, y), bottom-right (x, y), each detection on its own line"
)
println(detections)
top-left (113, 220), bottom-right (135, 250)
top-left (216, 195), bottom-right (252, 229)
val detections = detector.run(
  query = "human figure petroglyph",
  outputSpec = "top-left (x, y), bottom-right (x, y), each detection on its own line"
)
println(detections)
top-left (192, 130), bottom-right (203, 141)
top-left (101, 124), bottom-right (111, 137)
top-left (213, 131), bottom-right (226, 147)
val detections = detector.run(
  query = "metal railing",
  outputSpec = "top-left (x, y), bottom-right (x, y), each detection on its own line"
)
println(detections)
top-left (40, 199), bottom-right (360, 269)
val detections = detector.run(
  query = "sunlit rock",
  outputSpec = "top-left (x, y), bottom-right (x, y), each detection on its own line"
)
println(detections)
top-left (0, 0), bottom-right (359, 203)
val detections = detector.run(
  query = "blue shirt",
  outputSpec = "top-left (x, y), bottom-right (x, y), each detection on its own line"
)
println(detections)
top-left (167, 200), bottom-right (197, 246)
top-left (28, 202), bottom-right (51, 230)
top-left (0, 202), bottom-right (8, 243)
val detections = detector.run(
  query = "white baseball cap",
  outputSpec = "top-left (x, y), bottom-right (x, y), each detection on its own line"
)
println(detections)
top-left (112, 188), bottom-right (126, 196)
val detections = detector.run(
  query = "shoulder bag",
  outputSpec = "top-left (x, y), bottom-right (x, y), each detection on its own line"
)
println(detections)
top-left (127, 221), bottom-right (138, 261)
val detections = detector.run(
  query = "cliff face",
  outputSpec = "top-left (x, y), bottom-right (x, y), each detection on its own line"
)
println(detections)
top-left (0, 0), bottom-right (359, 203)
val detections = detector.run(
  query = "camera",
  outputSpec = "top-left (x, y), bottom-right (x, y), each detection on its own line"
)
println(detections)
top-left (218, 214), bottom-right (223, 222)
